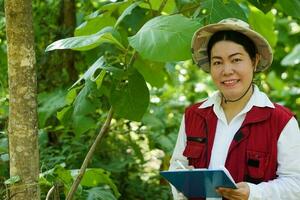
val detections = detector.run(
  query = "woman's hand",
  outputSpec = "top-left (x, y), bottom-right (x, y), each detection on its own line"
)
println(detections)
top-left (216, 182), bottom-right (250, 200)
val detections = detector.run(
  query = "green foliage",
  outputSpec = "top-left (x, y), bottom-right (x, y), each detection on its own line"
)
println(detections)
top-left (45, 27), bottom-right (125, 51)
top-left (129, 14), bottom-right (201, 62)
top-left (110, 69), bottom-right (150, 121)
top-left (1, 0), bottom-right (300, 199)
top-left (281, 44), bottom-right (300, 66)
top-left (199, 0), bottom-right (247, 23)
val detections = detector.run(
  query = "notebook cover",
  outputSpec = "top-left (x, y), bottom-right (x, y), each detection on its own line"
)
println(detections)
top-left (160, 168), bottom-right (237, 198)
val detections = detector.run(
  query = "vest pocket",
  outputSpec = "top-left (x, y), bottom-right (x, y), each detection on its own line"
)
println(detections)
top-left (246, 150), bottom-right (269, 181)
top-left (183, 141), bottom-right (206, 168)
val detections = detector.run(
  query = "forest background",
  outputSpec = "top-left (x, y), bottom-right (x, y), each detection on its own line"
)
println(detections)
top-left (0, 0), bottom-right (300, 199)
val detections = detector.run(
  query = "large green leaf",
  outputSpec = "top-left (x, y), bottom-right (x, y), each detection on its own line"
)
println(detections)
top-left (129, 14), bottom-right (200, 62)
top-left (248, 6), bottom-right (277, 47)
top-left (111, 70), bottom-right (149, 121)
top-left (281, 44), bottom-right (300, 66)
top-left (278, 0), bottom-right (300, 19)
top-left (85, 187), bottom-right (117, 200)
top-left (133, 58), bottom-right (167, 88)
top-left (75, 14), bottom-right (117, 36)
top-left (45, 27), bottom-right (125, 51)
top-left (200, 0), bottom-right (247, 23)
top-left (247, 0), bottom-right (276, 13)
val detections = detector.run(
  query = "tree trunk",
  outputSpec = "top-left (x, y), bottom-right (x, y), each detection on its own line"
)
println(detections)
top-left (63, 0), bottom-right (77, 82)
top-left (5, 0), bottom-right (40, 199)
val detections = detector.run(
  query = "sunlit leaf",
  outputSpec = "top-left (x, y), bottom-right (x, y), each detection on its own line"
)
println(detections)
top-left (281, 44), bottom-right (300, 66)
top-left (129, 14), bottom-right (200, 62)
top-left (266, 71), bottom-right (284, 91)
top-left (46, 27), bottom-right (125, 52)
top-left (200, 0), bottom-right (247, 23)
top-left (134, 58), bottom-right (167, 88)
top-left (140, 0), bottom-right (176, 14)
top-left (249, 6), bottom-right (277, 47)
top-left (111, 70), bottom-right (149, 121)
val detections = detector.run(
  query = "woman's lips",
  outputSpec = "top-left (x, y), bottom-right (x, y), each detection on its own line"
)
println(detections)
top-left (222, 79), bottom-right (240, 87)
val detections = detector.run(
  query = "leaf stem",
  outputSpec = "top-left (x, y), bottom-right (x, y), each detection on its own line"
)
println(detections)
top-left (66, 107), bottom-right (114, 200)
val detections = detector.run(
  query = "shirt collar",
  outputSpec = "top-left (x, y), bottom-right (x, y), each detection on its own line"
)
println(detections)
top-left (199, 85), bottom-right (274, 109)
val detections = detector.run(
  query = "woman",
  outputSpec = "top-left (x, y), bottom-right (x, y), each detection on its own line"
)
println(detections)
top-left (169, 18), bottom-right (300, 200)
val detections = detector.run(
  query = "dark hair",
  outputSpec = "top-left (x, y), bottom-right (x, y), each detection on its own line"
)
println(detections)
top-left (207, 30), bottom-right (257, 63)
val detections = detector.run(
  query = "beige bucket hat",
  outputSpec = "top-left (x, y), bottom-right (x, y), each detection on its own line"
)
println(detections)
top-left (191, 18), bottom-right (273, 73)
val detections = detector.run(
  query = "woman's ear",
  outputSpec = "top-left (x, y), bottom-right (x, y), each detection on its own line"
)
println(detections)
top-left (253, 54), bottom-right (260, 72)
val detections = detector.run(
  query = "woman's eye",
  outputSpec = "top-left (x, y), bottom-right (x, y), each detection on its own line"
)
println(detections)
top-left (232, 58), bottom-right (242, 63)
top-left (213, 61), bottom-right (221, 65)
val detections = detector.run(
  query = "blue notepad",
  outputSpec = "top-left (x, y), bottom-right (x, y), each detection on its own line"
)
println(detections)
top-left (160, 167), bottom-right (237, 198)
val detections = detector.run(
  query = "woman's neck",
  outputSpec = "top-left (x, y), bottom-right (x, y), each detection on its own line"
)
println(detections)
top-left (221, 85), bottom-right (254, 124)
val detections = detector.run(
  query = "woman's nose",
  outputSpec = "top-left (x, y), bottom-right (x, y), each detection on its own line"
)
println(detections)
top-left (222, 63), bottom-right (234, 75)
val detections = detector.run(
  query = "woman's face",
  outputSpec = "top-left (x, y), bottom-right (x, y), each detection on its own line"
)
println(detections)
top-left (210, 40), bottom-right (257, 100)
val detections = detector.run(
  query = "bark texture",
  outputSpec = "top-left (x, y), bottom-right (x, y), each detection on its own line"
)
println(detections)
top-left (63, 0), bottom-right (77, 82)
top-left (5, 0), bottom-right (40, 199)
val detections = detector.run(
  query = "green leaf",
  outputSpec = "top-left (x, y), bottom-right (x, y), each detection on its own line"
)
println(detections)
top-left (4, 176), bottom-right (21, 185)
top-left (140, 0), bottom-right (176, 14)
top-left (57, 106), bottom-right (73, 126)
top-left (247, 0), bottom-right (276, 13)
top-left (73, 80), bottom-right (98, 116)
top-left (72, 115), bottom-right (96, 135)
top-left (38, 89), bottom-right (67, 127)
top-left (200, 0), bottom-right (247, 23)
top-left (278, 0), bottom-right (300, 19)
top-left (281, 44), bottom-right (300, 66)
top-left (111, 70), bottom-right (150, 121)
top-left (85, 187), bottom-right (117, 200)
top-left (266, 71), bottom-right (285, 91)
top-left (134, 58), bottom-right (167, 88)
top-left (0, 137), bottom-right (8, 153)
top-left (129, 15), bottom-right (200, 62)
top-left (249, 5), bottom-right (277, 47)
top-left (99, 0), bottom-right (133, 13)
top-left (115, 2), bottom-right (140, 27)
top-left (71, 56), bottom-right (107, 89)
top-left (45, 27), bottom-right (125, 52)
top-left (82, 169), bottom-right (119, 198)
top-left (75, 14), bottom-right (117, 36)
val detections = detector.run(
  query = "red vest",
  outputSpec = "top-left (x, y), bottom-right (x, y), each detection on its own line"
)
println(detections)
top-left (183, 102), bottom-right (293, 200)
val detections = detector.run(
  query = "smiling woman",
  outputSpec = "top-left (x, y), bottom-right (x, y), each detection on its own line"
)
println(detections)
top-left (168, 18), bottom-right (300, 200)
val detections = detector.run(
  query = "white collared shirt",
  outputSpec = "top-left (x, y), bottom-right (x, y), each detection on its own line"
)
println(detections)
top-left (169, 86), bottom-right (300, 200)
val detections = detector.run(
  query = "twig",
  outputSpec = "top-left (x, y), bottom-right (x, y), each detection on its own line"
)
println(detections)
top-left (45, 186), bottom-right (55, 200)
top-left (65, 107), bottom-right (114, 200)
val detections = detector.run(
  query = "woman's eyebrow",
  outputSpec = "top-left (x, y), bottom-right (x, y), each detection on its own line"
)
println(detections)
top-left (212, 53), bottom-right (243, 60)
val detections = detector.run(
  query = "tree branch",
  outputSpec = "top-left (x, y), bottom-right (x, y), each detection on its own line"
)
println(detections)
top-left (66, 107), bottom-right (114, 200)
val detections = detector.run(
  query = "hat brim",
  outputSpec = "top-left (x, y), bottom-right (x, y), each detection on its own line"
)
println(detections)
top-left (191, 23), bottom-right (273, 73)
